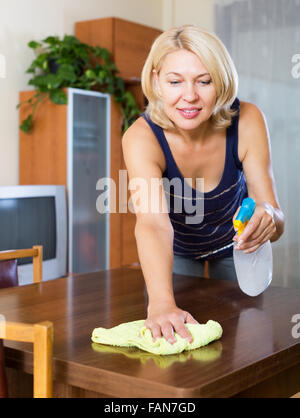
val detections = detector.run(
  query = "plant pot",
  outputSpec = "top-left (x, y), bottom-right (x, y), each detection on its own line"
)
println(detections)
top-left (47, 58), bottom-right (85, 76)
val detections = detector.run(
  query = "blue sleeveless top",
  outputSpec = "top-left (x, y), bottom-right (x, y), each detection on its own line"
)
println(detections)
top-left (142, 97), bottom-right (248, 260)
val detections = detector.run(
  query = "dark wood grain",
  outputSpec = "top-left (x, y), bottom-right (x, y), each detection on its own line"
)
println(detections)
top-left (1, 268), bottom-right (300, 398)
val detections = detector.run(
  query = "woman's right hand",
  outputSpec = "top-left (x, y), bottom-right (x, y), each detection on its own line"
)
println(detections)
top-left (145, 303), bottom-right (199, 344)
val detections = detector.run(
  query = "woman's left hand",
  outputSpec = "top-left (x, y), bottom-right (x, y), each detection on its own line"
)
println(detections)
top-left (233, 201), bottom-right (277, 253)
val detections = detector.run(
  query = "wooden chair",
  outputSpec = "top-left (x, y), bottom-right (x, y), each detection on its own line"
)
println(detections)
top-left (0, 245), bottom-right (53, 397)
top-left (0, 245), bottom-right (43, 284)
top-left (0, 320), bottom-right (53, 398)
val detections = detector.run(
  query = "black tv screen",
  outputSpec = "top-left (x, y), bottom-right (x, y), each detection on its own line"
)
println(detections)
top-left (0, 197), bottom-right (56, 265)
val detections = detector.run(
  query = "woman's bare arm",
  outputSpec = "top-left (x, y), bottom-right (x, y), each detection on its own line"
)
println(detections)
top-left (234, 102), bottom-right (285, 252)
top-left (122, 118), bottom-right (198, 343)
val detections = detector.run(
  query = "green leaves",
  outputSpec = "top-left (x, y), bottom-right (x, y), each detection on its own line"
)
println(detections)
top-left (50, 89), bottom-right (67, 105)
top-left (57, 64), bottom-right (77, 83)
top-left (26, 53), bottom-right (49, 73)
top-left (20, 115), bottom-right (33, 133)
top-left (42, 36), bottom-right (60, 45)
top-left (28, 41), bottom-right (42, 49)
top-left (29, 74), bottom-right (61, 90)
top-left (85, 69), bottom-right (96, 79)
top-left (18, 35), bottom-right (140, 134)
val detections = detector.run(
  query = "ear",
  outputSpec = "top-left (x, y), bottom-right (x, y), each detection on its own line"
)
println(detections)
top-left (152, 69), bottom-right (162, 96)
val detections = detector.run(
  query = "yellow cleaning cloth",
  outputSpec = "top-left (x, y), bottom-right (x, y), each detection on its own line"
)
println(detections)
top-left (91, 319), bottom-right (222, 355)
top-left (91, 340), bottom-right (223, 368)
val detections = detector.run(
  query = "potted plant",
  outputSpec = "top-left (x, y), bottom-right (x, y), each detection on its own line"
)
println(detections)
top-left (17, 35), bottom-right (140, 133)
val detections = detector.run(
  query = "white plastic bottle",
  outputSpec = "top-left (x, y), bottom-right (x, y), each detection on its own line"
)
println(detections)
top-left (233, 198), bottom-right (273, 297)
top-left (233, 240), bottom-right (273, 297)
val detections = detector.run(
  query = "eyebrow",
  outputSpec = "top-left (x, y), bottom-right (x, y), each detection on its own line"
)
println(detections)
top-left (165, 72), bottom-right (210, 77)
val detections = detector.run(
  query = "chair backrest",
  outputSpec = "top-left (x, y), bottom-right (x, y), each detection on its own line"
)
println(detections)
top-left (0, 320), bottom-right (53, 398)
top-left (0, 245), bottom-right (49, 397)
top-left (0, 245), bottom-right (43, 284)
top-left (0, 259), bottom-right (18, 288)
top-left (0, 257), bottom-right (19, 397)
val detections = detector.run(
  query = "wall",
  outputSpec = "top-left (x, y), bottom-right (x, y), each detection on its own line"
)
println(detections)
top-left (0, 0), bottom-right (214, 186)
top-left (162, 0), bottom-right (214, 31)
top-left (0, 0), bottom-right (162, 185)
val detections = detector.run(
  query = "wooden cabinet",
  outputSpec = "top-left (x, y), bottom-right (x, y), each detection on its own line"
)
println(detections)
top-left (75, 17), bottom-right (162, 80)
top-left (19, 18), bottom-right (162, 272)
top-left (75, 17), bottom-right (162, 268)
top-left (19, 89), bottom-right (125, 271)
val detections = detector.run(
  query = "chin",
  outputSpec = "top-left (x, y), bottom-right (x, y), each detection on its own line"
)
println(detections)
top-left (176, 122), bottom-right (200, 131)
top-left (173, 115), bottom-right (207, 131)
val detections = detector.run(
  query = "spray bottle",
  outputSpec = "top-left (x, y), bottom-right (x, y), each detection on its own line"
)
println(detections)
top-left (233, 197), bottom-right (273, 296)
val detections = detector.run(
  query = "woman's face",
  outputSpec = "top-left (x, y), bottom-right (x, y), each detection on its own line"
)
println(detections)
top-left (154, 49), bottom-right (217, 133)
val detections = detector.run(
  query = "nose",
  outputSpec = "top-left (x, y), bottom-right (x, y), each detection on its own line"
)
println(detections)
top-left (182, 82), bottom-right (199, 102)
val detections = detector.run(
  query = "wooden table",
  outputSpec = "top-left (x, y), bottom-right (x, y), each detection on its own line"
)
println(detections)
top-left (1, 267), bottom-right (300, 398)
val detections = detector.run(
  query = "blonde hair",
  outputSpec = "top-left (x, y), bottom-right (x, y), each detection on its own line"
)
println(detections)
top-left (141, 24), bottom-right (238, 130)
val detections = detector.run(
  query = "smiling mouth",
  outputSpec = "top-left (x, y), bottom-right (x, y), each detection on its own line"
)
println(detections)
top-left (179, 107), bottom-right (201, 112)
top-left (177, 108), bottom-right (202, 118)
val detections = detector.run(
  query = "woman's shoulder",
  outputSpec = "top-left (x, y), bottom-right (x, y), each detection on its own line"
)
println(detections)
top-left (238, 100), bottom-right (270, 162)
top-left (122, 116), bottom-right (157, 149)
top-left (239, 100), bottom-right (266, 125)
top-left (122, 116), bottom-right (166, 172)
top-left (123, 115), bottom-right (153, 139)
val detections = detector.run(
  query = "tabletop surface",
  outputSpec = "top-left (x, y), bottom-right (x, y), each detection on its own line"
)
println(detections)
top-left (1, 267), bottom-right (300, 397)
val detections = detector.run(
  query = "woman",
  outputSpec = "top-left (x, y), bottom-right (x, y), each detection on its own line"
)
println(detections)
top-left (122, 25), bottom-right (284, 344)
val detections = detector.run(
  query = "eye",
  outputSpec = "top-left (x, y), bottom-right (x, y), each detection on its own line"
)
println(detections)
top-left (198, 80), bottom-right (212, 85)
top-left (169, 80), bottom-right (181, 85)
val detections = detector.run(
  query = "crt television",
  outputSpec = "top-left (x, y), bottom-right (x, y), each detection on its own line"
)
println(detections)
top-left (0, 185), bottom-right (67, 285)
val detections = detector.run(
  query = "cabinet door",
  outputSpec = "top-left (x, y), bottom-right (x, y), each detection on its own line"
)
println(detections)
top-left (69, 89), bottom-right (110, 274)
top-left (114, 18), bottom-right (162, 79)
top-left (75, 17), bottom-right (162, 80)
